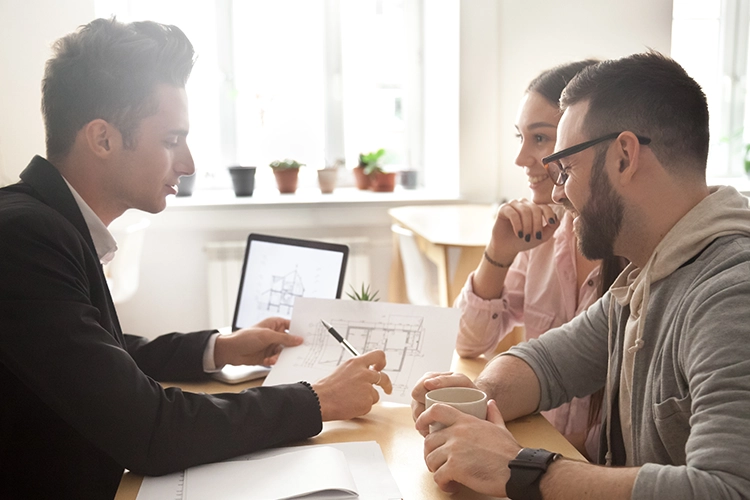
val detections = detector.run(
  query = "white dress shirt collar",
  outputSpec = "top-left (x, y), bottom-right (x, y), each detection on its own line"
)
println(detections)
top-left (61, 177), bottom-right (118, 265)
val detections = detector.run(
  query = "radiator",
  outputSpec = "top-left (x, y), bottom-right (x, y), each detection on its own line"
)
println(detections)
top-left (205, 237), bottom-right (371, 328)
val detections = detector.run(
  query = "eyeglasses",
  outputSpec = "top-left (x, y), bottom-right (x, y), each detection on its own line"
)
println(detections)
top-left (542, 132), bottom-right (651, 186)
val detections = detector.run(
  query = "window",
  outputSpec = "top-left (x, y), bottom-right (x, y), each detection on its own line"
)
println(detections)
top-left (95, 0), bottom-right (439, 192)
top-left (672, 0), bottom-right (750, 179)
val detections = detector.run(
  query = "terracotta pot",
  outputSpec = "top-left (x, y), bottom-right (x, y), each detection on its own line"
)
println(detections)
top-left (273, 168), bottom-right (299, 194)
top-left (370, 171), bottom-right (397, 192)
top-left (353, 166), bottom-right (371, 190)
top-left (317, 168), bottom-right (337, 194)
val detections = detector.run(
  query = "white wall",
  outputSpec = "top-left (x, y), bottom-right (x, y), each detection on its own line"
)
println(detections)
top-left (473, 0), bottom-right (675, 203)
top-left (0, 0), bottom-right (95, 184)
top-left (458, 0), bottom-right (501, 205)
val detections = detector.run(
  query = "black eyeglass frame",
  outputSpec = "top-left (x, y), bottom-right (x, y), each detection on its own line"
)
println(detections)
top-left (542, 132), bottom-right (651, 186)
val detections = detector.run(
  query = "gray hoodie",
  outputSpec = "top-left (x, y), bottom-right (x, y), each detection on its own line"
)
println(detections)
top-left (507, 186), bottom-right (750, 499)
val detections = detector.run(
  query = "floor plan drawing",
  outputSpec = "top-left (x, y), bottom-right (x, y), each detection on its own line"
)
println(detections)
top-left (300, 316), bottom-right (426, 398)
top-left (263, 297), bottom-right (460, 405)
top-left (232, 239), bottom-right (345, 329)
top-left (259, 269), bottom-right (305, 316)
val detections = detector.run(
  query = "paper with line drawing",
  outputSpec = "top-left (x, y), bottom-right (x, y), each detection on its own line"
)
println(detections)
top-left (263, 297), bottom-right (460, 404)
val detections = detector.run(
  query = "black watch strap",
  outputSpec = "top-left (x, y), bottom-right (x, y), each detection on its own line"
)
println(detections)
top-left (506, 448), bottom-right (561, 500)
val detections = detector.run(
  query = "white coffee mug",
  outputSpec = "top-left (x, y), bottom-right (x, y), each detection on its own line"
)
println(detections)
top-left (425, 387), bottom-right (488, 432)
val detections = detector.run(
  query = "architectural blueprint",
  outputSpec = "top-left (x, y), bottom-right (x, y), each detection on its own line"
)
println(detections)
top-left (262, 268), bottom-right (305, 316)
top-left (233, 240), bottom-right (344, 328)
top-left (263, 297), bottom-right (460, 404)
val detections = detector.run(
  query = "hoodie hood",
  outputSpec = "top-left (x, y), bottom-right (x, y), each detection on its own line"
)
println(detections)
top-left (610, 185), bottom-right (750, 351)
top-left (603, 185), bottom-right (750, 466)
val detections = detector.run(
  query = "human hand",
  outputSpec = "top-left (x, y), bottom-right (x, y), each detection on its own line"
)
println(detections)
top-left (411, 371), bottom-right (477, 422)
top-left (416, 399), bottom-right (521, 496)
top-left (213, 317), bottom-right (302, 367)
top-left (486, 199), bottom-right (559, 265)
top-left (313, 350), bottom-right (393, 421)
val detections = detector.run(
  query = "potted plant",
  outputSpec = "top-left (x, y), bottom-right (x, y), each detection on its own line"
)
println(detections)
top-left (399, 169), bottom-right (418, 189)
top-left (227, 166), bottom-right (257, 196)
top-left (365, 163), bottom-right (397, 192)
top-left (270, 158), bottom-right (304, 194)
top-left (317, 160), bottom-right (341, 194)
top-left (355, 149), bottom-right (385, 190)
top-left (346, 283), bottom-right (380, 301)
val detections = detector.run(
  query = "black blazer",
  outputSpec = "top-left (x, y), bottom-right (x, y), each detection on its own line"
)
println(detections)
top-left (0, 157), bottom-right (321, 499)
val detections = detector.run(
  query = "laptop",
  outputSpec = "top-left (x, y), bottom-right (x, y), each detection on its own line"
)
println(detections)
top-left (214, 233), bottom-right (349, 383)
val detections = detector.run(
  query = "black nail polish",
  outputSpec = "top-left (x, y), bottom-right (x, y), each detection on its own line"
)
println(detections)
top-left (536, 231), bottom-right (542, 240)
top-left (518, 231), bottom-right (523, 239)
top-left (524, 234), bottom-right (530, 242)
top-left (549, 217), bottom-right (556, 224)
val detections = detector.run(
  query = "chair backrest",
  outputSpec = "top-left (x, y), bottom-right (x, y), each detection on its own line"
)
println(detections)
top-left (391, 224), bottom-right (440, 306)
top-left (104, 216), bottom-right (151, 304)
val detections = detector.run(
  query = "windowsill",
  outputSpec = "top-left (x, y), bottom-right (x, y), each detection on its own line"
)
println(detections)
top-left (146, 186), bottom-right (465, 231)
top-left (167, 186), bottom-right (463, 210)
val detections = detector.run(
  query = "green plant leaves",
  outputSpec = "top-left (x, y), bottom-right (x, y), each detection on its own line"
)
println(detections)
top-left (269, 158), bottom-right (305, 170)
top-left (346, 282), bottom-right (380, 301)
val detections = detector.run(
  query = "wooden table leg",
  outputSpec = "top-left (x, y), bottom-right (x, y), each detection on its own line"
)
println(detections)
top-left (446, 246), bottom-right (484, 307)
top-left (387, 231), bottom-right (409, 304)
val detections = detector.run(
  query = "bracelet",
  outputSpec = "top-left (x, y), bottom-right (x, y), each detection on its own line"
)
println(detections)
top-left (298, 380), bottom-right (322, 417)
top-left (483, 250), bottom-right (513, 268)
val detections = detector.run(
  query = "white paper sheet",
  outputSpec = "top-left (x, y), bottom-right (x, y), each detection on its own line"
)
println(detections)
top-left (263, 297), bottom-right (460, 404)
top-left (136, 441), bottom-right (401, 500)
top-left (185, 446), bottom-right (355, 499)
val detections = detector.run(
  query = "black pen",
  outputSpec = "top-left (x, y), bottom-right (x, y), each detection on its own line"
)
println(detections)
top-left (321, 319), bottom-right (360, 357)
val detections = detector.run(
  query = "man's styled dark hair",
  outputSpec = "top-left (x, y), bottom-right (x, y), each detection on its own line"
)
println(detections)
top-left (527, 59), bottom-right (600, 107)
top-left (42, 18), bottom-right (195, 161)
top-left (560, 51), bottom-right (709, 175)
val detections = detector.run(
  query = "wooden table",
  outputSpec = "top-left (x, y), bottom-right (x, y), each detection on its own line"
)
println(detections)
top-left (388, 204), bottom-right (494, 307)
top-left (116, 353), bottom-right (584, 500)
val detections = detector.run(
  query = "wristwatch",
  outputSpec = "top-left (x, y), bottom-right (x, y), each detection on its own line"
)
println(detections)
top-left (506, 448), bottom-right (562, 500)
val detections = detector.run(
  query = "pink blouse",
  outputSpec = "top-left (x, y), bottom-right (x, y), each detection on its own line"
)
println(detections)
top-left (455, 211), bottom-right (602, 460)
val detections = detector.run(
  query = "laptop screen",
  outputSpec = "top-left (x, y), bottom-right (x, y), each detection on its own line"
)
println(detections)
top-left (231, 234), bottom-right (349, 330)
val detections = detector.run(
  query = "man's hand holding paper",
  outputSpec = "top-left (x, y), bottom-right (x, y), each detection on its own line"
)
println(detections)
top-left (213, 317), bottom-right (302, 367)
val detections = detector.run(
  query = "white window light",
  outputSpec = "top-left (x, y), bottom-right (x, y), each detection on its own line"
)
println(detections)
top-left (94, 0), bottom-right (446, 194)
top-left (672, 0), bottom-right (750, 185)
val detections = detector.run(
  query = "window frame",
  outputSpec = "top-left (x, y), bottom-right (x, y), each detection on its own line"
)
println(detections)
top-left (96, 0), bottom-right (443, 194)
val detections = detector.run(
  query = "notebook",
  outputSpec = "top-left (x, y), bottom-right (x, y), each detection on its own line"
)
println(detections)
top-left (136, 441), bottom-right (402, 500)
top-left (214, 233), bottom-right (348, 384)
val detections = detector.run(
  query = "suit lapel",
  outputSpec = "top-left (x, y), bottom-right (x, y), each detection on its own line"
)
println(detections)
top-left (19, 156), bottom-right (125, 344)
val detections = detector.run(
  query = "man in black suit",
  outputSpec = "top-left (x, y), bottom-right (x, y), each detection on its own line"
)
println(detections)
top-left (0, 18), bottom-right (392, 499)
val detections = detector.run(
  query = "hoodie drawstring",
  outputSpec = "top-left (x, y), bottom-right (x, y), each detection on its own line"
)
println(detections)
top-left (605, 295), bottom-right (615, 467)
top-left (627, 253), bottom-right (654, 356)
